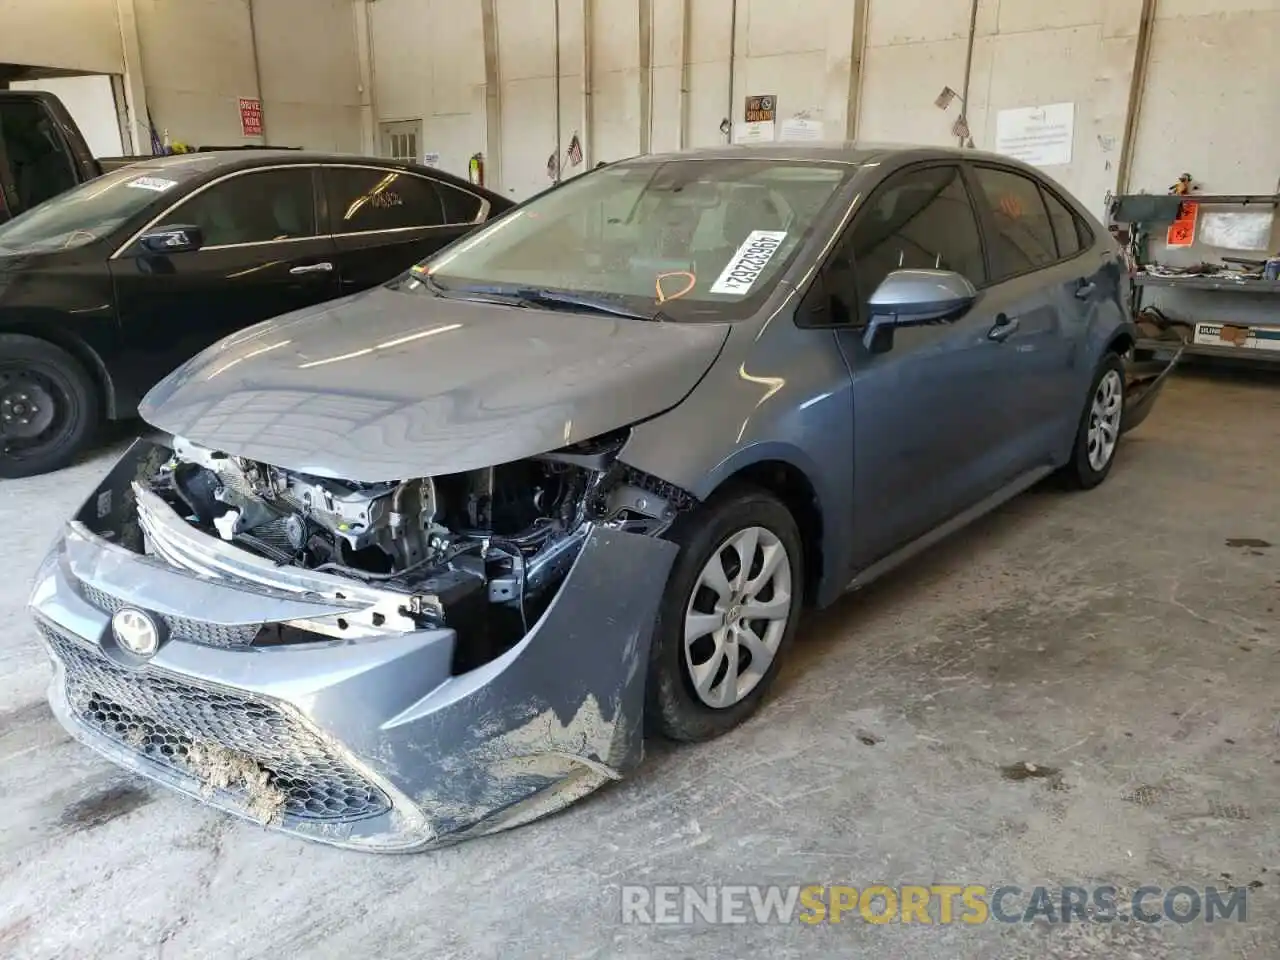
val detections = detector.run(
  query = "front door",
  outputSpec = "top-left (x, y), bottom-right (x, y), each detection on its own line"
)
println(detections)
top-left (110, 166), bottom-right (339, 392)
top-left (824, 164), bottom-right (1029, 570)
top-left (321, 165), bottom-right (485, 295)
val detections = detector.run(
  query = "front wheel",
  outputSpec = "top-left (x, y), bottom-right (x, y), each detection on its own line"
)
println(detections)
top-left (0, 334), bottom-right (100, 479)
top-left (646, 486), bottom-right (804, 742)
top-left (1063, 352), bottom-right (1125, 490)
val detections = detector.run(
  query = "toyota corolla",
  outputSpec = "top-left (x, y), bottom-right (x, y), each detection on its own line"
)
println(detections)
top-left (28, 144), bottom-right (1177, 851)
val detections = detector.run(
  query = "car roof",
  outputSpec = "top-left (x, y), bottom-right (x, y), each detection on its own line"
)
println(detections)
top-left (619, 140), bottom-right (1047, 173)
top-left (121, 150), bottom-right (505, 202)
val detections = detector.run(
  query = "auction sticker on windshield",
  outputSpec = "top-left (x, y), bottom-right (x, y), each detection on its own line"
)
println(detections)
top-left (710, 230), bottom-right (788, 295)
top-left (126, 176), bottom-right (179, 192)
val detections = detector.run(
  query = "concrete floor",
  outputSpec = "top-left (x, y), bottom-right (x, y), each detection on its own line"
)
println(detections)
top-left (1, 368), bottom-right (1277, 959)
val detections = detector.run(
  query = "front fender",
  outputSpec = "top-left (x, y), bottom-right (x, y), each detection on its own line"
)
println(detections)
top-left (618, 318), bottom-right (856, 606)
top-left (0, 308), bottom-right (123, 418)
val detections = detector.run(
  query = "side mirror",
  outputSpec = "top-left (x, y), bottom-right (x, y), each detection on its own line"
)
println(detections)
top-left (138, 224), bottom-right (204, 255)
top-left (863, 269), bottom-right (977, 353)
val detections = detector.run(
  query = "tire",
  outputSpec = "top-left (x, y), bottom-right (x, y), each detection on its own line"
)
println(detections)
top-left (0, 334), bottom-right (100, 479)
top-left (646, 485), bottom-right (805, 742)
top-left (1062, 352), bottom-right (1125, 490)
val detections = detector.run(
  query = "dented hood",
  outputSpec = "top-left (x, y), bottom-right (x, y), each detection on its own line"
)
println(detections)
top-left (140, 286), bottom-right (729, 481)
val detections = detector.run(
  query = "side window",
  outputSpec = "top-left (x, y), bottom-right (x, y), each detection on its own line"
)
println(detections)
top-left (826, 165), bottom-right (986, 324)
top-left (324, 167), bottom-right (445, 233)
top-left (972, 166), bottom-right (1057, 279)
top-left (436, 181), bottom-right (483, 223)
top-left (170, 169), bottom-right (317, 247)
top-left (1041, 185), bottom-right (1083, 259)
top-left (0, 99), bottom-right (79, 215)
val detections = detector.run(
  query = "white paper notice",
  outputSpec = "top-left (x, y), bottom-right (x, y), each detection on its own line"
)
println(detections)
top-left (780, 117), bottom-right (824, 142)
top-left (1199, 210), bottom-right (1275, 251)
top-left (126, 176), bottom-right (179, 192)
top-left (734, 120), bottom-right (775, 144)
top-left (422, 152), bottom-right (440, 168)
top-left (710, 230), bottom-right (788, 296)
top-left (995, 103), bottom-right (1075, 167)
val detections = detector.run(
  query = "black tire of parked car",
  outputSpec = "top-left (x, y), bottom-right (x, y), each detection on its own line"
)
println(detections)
top-left (647, 484), bottom-right (805, 742)
top-left (0, 334), bottom-right (99, 479)
top-left (1062, 351), bottom-right (1126, 490)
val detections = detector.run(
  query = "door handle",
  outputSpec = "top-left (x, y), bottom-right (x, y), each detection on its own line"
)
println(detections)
top-left (1075, 280), bottom-right (1097, 299)
top-left (988, 313), bottom-right (1020, 342)
top-left (289, 262), bottom-right (334, 275)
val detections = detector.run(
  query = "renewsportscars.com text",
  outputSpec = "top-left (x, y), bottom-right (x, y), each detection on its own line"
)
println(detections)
top-left (620, 884), bottom-right (1249, 926)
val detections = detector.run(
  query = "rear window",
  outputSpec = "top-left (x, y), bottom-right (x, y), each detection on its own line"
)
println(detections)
top-left (1042, 187), bottom-right (1084, 259)
top-left (0, 98), bottom-right (79, 218)
top-left (324, 167), bottom-right (446, 233)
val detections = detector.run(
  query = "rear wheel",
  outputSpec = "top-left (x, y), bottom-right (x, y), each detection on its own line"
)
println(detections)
top-left (647, 486), bottom-right (804, 742)
top-left (0, 334), bottom-right (99, 479)
top-left (1063, 352), bottom-right (1125, 490)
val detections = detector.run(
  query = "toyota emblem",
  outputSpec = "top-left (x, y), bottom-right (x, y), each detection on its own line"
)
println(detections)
top-left (111, 608), bottom-right (162, 657)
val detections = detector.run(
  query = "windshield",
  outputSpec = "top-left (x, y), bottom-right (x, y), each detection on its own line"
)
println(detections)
top-left (411, 159), bottom-right (851, 321)
top-left (0, 164), bottom-right (193, 254)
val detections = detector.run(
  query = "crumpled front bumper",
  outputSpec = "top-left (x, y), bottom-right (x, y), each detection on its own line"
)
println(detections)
top-left (28, 441), bottom-right (677, 852)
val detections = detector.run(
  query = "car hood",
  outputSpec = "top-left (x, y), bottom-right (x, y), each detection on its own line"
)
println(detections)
top-left (140, 286), bottom-right (730, 481)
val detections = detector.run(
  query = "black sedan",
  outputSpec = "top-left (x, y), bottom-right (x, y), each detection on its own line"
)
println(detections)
top-left (0, 151), bottom-right (511, 477)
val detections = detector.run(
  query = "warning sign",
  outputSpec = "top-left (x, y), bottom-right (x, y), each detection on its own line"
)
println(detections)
top-left (1167, 201), bottom-right (1198, 247)
top-left (744, 95), bottom-right (776, 123)
top-left (239, 97), bottom-right (263, 137)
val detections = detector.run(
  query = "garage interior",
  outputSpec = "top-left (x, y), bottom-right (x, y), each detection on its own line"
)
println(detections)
top-left (1, 1), bottom-right (1278, 958)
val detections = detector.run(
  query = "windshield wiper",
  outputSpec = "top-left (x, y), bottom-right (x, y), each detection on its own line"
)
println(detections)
top-left (510, 288), bottom-right (667, 322)
top-left (413, 272), bottom-right (529, 308)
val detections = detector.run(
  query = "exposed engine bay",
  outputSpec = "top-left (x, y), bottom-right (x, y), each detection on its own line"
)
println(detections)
top-left (141, 432), bottom-right (692, 671)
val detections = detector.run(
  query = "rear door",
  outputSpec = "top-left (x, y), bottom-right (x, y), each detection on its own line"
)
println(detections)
top-left (966, 164), bottom-right (1082, 466)
top-left (824, 163), bottom-right (1029, 568)
top-left (110, 165), bottom-right (339, 388)
top-left (322, 164), bottom-right (489, 294)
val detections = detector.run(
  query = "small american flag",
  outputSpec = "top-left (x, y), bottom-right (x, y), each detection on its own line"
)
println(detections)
top-left (566, 133), bottom-right (583, 168)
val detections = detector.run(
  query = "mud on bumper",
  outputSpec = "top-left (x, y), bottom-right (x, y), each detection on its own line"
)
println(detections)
top-left (29, 442), bottom-right (677, 852)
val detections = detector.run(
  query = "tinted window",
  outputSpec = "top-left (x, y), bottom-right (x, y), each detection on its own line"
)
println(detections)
top-left (324, 168), bottom-right (445, 233)
top-left (171, 169), bottom-right (317, 246)
top-left (972, 166), bottom-right (1057, 278)
top-left (827, 165), bottom-right (985, 324)
top-left (0, 98), bottom-right (79, 217)
top-left (1041, 186), bottom-right (1083, 258)
top-left (437, 181), bottom-right (482, 223)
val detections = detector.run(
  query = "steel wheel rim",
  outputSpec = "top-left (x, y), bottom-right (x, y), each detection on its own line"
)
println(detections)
top-left (0, 363), bottom-right (73, 460)
top-left (1087, 369), bottom-right (1122, 472)
top-left (683, 525), bottom-right (792, 710)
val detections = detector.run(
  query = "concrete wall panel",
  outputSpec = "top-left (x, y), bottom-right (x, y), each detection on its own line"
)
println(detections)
top-left (134, 0), bottom-right (259, 144)
top-left (252, 0), bottom-right (363, 152)
top-left (1129, 6), bottom-right (1280, 194)
top-left (0, 0), bottom-right (124, 74)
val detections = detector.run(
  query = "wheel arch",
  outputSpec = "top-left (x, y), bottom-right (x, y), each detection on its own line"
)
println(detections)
top-left (0, 314), bottom-right (119, 419)
top-left (1106, 328), bottom-right (1135, 356)
top-left (698, 445), bottom-right (835, 608)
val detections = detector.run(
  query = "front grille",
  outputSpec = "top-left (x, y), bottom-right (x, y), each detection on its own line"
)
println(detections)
top-left (40, 623), bottom-right (390, 823)
top-left (78, 582), bottom-right (259, 649)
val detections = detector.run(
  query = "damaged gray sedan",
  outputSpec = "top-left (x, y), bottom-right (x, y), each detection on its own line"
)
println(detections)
top-left (28, 144), bottom-right (1177, 851)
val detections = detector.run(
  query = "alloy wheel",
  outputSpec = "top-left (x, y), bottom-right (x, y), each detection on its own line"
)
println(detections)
top-left (1087, 369), bottom-right (1122, 472)
top-left (683, 526), bottom-right (793, 709)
